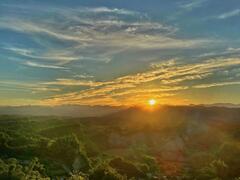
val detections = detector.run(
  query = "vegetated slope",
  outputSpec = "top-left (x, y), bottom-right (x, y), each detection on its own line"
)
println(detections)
top-left (0, 106), bottom-right (240, 179)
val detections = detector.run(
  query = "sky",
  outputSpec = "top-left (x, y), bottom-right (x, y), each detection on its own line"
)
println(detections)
top-left (0, 0), bottom-right (240, 106)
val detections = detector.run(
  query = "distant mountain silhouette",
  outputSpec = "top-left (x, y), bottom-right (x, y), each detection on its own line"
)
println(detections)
top-left (0, 105), bottom-right (122, 117)
top-left (0, 104), bottom-right (239, 120)
top-left (202, 103), bottom-right (240, 108)
top-left (104, 105), bottom-right (240, 122)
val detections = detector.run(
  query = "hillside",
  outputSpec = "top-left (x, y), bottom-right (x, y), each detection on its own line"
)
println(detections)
top-left (0, 106), bottom-right (240, 179)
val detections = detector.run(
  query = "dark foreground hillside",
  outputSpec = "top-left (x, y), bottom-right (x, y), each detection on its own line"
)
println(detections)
top-left (0, 106), bottom-right (240, 179)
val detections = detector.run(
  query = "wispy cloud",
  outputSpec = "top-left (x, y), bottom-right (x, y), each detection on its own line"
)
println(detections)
top-left (179, 0), bottom-right (208, 10)
top-left (227, 47), bottom-right (240, 53)
top-left (73, 74), bottom-right (94, 79)
top-left (82, 7), bottom-right (138, 15)
top-left (0, 17), bottom-right (206, 50)
top-left (0, 19), bottom-right (91, 42)
top-left (0, 5), bottom-right (210, 68)
top-left (197, 47), bottom-right (240, 59)
top-left (0, 81), bottom-right (61, 93)
top-left (193, 81), bottom-right (240, 88)
top-left (1, 3), bottom-right (239, 106)
top-left (217, 9), bottom-right (240, 19)
top-left (3, 47), bottom-right (79, 64)
top-left (41, 57), bottom-right (240, 106)
top-left (23, 61), bottom-right (67, 69)
top-left (43, 79), bottom-right (109, 87)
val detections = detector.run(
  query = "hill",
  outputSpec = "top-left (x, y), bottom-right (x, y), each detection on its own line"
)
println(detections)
top-left (0, 105), bottom-right (240, 179)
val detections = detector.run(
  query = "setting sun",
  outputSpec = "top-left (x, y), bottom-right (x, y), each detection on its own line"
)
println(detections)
top-left (148, 99), bottom-right (156, 106)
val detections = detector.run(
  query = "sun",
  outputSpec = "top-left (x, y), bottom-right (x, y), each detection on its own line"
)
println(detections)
top-left (148, 99), bottom-right (156, 106)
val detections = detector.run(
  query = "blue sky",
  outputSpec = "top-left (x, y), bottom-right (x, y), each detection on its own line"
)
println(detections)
top-left (0, 0), bottom-right (240, 106)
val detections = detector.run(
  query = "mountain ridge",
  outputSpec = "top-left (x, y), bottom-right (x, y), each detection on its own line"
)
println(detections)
top-left (0, 104), bottom-right (240, 117)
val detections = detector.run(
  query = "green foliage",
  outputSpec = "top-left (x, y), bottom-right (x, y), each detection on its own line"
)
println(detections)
top-left (198, 159), bottom-right (228, 179)
top-left (47, 134), bottom-right (91, 172)
top-left (0, 132), bottom-right (11, 146)
top-left (67, 171), bottom-right (87, 180)
top-left (89, 163), bottom-right (125, 180)
top-left (0, 157), bottom-right (50, 179)
top-left (218, 142), bottom-right (240, 178)
top-left (0, 114), bottom-right (240, 179)
top-left (109, 157), bottom-right (144, 178)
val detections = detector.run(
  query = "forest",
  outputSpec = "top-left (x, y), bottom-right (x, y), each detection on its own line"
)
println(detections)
top-left (0, 106), bottom-right (240, 179)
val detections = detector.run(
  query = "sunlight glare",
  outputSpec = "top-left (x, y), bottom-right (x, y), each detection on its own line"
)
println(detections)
top-left (148, 99), bottom-right (156, 106)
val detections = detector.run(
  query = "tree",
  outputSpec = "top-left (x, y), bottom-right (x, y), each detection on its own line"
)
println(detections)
top-left (0, 158), bottom-right (50, 179)
top-left (89, 163), bottom-right (125, 180)
top-left (47, 134), bottom-right (91, 173)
